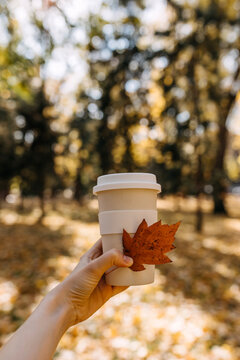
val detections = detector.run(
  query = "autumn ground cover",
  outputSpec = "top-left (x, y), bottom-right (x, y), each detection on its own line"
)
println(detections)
top-left (0, 196), bottom-right (240, 360)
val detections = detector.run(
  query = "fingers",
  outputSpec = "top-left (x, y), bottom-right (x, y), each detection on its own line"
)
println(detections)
top-left (87, 248), bottom-right (133, 280)
top-left (86, 238), bottom-right (103, 260)
top-left (111, 285), bottom-right (129, 297)
top-left (90, 238), bottom-right (103, 253)
top-left (71, 239), bottom-right (103, 274)
top-left (96, 276), bottom-right (129, 299)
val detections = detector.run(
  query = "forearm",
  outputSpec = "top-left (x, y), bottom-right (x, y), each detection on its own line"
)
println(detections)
top-left (0, 288), bottom-right (72, 360)
top-left (0, 244), bottom-right (132, 360)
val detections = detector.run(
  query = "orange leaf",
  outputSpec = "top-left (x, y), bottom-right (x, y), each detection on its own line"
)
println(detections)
top-left (122, 219), bottom-right (180, 272)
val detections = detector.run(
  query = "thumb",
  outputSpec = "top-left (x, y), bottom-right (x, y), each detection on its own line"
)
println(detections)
top-left (87, 248), bottom-right (133, 280)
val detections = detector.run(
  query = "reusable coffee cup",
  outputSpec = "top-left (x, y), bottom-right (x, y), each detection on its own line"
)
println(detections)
top-left (93, 173), bottom-right (161, 286)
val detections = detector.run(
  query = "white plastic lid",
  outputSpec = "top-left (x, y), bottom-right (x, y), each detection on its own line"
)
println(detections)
top-left (93, 172), bottom-right (161, 194)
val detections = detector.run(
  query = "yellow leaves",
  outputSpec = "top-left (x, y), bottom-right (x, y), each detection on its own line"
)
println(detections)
top-left (53, 143), bottom-right (64, 155)
top-left (55, 155), bottom-right (78, 178)
top-left (129, 124), bottom-right (163, 166)
top-left (35, 279), bottom-right (45, 289)
top-left (148, 84), bottom-right (166, 119)
top-left (1, 69), bottom-right (11, 79)
top-left (58, 136), bottom-right (68, 146)
top-left (199, 0), bottom-right (210, 11)
top-left (132, 311), bottom-right (142, 327)
top-left (0, 279), bottom-right (18, 312)
top-left (164, 75), bottom-right (173, 86)
top-left (0, 89), bottom-right (11, 99)
top-left (108, 325), bottom-right (117, 338)
top-left (12, 82), bottom-right (32, 102)
top-left (151, 68), bottom-right (161, 81)
top-left (42, 106), bottom-right (58, 118)
top-left (112, 135), bottom-right (126, 164)
top-left (225, 158), bottom-right (240, 181)
top-left (236, 91), bottom-right (240, 104)
top-left (0, 316), bottom-right (16, 335)
top-left (223, 284), bottom-right (240, 301)
top-left (218, 0), bottom-right (239, 20)
top-left (211, 344), bottom-right (236, 360)
top-left (69, 130), bottom-right (79, 140)
top-left (59, 332), bottom-right (78, 350)
top-left (232, 135), bottom-right (240, 150)
top-left (69, 326), bottom-right (80, 338)
top-left (181, 164), bottom-right (191, 176)
top-left (80, 149), bottom-right (89, 159)
top-left (0, 197), bottom-right (240, 358)
top-left (113, 311), bottom-right (122, 322)
top-left (0, 48), bottom-right (10, 66)
top-left (205, 22), bottom-right (219, 40)
top-left (110, 84), bottom-right (121, 101)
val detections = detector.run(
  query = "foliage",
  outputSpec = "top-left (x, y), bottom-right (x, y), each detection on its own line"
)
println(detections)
top-left (0, 0), bottom-right (239, 213)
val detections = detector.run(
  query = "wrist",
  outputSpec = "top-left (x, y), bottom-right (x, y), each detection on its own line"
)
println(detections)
top-left (43, 284), bottom-right (75, 332)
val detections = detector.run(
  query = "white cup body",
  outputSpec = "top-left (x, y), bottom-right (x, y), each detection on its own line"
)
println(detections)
top-left (99, 209), bottom-right (158, 235)
top-left (93, 173), bottom-right (161, 286)
top-left (97, 188), bottom-right (157, 212)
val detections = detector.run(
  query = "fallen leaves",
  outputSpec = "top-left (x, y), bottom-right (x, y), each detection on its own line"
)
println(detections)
top-left (123, 219), bottom-right (181, 271)
top-left (0, 197), bottom-right (240, 359)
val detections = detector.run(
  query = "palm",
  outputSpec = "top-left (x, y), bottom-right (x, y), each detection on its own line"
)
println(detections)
top-left (66, 239), bottom-right (128, 324)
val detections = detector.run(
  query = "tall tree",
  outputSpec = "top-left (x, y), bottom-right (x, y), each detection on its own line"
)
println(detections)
top-left (16, 85), bottom-right (59, 214)
top-left (157, 0), bottom-right (240, 216)
top-left (85, 1), bottom-right (148, 174)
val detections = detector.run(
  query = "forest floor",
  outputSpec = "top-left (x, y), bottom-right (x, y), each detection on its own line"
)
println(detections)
top-left (0, 195), bottom-right (240, 360)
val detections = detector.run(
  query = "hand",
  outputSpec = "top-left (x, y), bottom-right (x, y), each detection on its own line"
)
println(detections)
top-left (0, 239), bottom-right (133, 360)
top-left (50, 238), bottom-right (133, 327)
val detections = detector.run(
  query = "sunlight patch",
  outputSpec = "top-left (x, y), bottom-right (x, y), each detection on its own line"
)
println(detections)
top-left (0, 279), bottom-right (18, 311)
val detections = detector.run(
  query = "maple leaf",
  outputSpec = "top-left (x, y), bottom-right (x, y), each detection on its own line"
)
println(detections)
top-left (122, 219), bottom-right (181, 271)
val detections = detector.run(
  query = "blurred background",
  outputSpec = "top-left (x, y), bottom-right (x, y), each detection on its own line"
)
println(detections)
top-left (0, 0), bottom-right (240, 359)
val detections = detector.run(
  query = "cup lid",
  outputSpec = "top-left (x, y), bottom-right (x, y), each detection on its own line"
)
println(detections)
top-left (93, 172), bottom-right (161, 194)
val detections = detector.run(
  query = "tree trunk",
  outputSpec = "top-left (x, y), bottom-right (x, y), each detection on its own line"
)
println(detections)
top-left (0, 184), bottom-right (8, 209)
top-left (196, 194), bottom-right (203, 232)
top-left (195, 153), bottom-right (204, 233)
top-left (212, 68), bottom-right (240, 213)
top-left (97, 120), bottom-right (115, 173)
top-left (122, 127), bottom-right (134, 172)
top-left (212, 119), bottom-right (228, 214)
top-left (38, 171), bottom-right (45, 221)
top-left (18, 196), bottom-right (25, 212)
top-left (190, 53), bottom-right (204, 232)
top-left (74, 169), bottom-right (84, 204)
top-left (39, 194), bottom-right (45, 219)
top-left (213, 191), bottom-right (226, 213)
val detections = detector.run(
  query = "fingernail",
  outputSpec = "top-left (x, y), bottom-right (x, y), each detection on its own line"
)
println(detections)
top-left (123, 255), bottom-right (133, 264)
